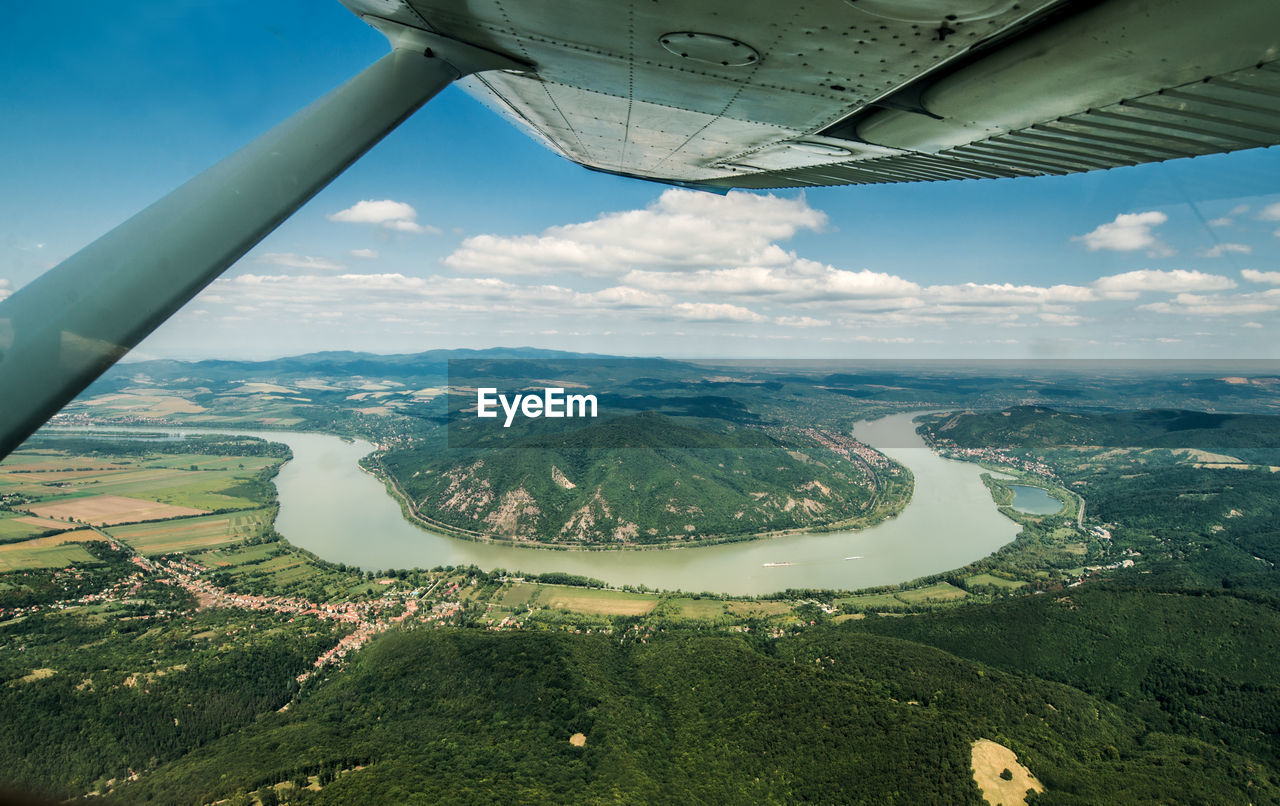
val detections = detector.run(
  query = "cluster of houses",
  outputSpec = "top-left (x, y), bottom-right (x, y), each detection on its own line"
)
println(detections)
top-left (928, 439), bottom-right (1059, 479)
top-left (0, 554), bottom-right (155, 621)
top-left (148, 555), bottom-right (425, 682)
top-left (793, 426), bottom-right (894, 471)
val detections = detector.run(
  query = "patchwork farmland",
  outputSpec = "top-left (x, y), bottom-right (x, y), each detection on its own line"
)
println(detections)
top-left (0, 434), bottom-right (287, 568)
top-left (107, 510), bottom-right (274, 556)
top-left (0, 530), bottom-right (102, 571)
top-left (23, 495), bottom-right (207, 526)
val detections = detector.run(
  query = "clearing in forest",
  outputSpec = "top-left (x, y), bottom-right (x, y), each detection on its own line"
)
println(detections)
top-left (542, 585), bottom-right (658, 616)
top-left (971, 738), bottom-right (1044, 806)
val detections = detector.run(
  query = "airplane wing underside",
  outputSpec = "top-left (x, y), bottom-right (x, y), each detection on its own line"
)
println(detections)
top-left (343, 0), bottom-right (1280, 188)
top-left (4, 0), bottom-right (1278, 459)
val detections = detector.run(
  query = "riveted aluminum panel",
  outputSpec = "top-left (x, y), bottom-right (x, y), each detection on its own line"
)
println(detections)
top-left (343, 0), bottom-right (1280, 188)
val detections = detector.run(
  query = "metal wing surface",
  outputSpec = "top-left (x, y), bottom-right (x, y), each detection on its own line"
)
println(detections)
top-left (344, 0), bottom-right (1280, 189)
top-left (4, 0), bottom-right (1278, 458)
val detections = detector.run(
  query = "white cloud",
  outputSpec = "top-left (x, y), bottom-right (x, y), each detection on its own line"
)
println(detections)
top-left (433, 191), bottom-right (1191, 332)
top-left (0, 278), bottom-right (10, 302)
top-left (1039, 312), bottom-right (1085, 326)
top-left (329, 199), bottom-right (412, 224)
top-left (1074, 211), bottom-right (1172, 255)
top-left (671, 302), bottom-right (765, 323)
top-left (1092, 269), bottom-right (1235, 299)
top-left (776, 316), bottom-right (830, 328)
top-left (257, 252), bottom-right (345, 271)
top-left (384, 220), bottom-right (431, 233)
top-left (444, 189), bottom-right (825, 276)
top-left (1208, 217), bottom-right (1234, 227)
top-left (1199, 243), bottom-right (1251, 258)
top-left (822, 268), bottom-right (923, 300)
top-left (1230, 204), bottom-right (1250, 216)
top-left (328, 200), bottom-right (436, 234)
top-left (187, 190), bottom-right (1280, 349)
top-left (1242, 269), bottom-right (1280, 285)
top-left (207, 272), bottom-right (577, 316)
top-left (847, 335), bottom-right (919, 344)
top-left (1139, 289), bottom-right (1280, 317)
top-left (575, 286), bottom-right (671, 309)
top-left (1259, 202), bottom-right (1280, 221)
top-left (925, 282), bottom-right (1095, 306)
top-left (202, 272), bottom-right (724, 325)
top-left (1243, 321), bottom-right (1264, 328)
top-left (622, 265), bottom-right (921, 301)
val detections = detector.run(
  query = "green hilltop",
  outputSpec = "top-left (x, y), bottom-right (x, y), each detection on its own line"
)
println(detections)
top-left (379, 411), bottom-right (909, 547)
top-left (114, 626), bottom-right (1276, 805)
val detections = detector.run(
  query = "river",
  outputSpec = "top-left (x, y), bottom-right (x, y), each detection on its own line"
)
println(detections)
top-left (66, 411), bottom-right (1019, 595)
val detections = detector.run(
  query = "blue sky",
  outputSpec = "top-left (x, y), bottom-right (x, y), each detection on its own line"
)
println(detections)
top-left (3, 1), bottom-right (1279, 360)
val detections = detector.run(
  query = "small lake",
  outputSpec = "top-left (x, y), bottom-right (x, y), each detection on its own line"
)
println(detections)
top-left (53, 412), bottom-right (1021, 595)
top-left (1007, 484), bottom-right (1063, 516)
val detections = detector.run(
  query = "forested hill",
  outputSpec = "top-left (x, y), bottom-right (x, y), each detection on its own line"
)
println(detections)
top-left (115, 627), bottom-right (1277, 805)
top-left (381, 412), bottom-right (908, 547)
top-left (896, 403), bottom-right (1280, 772)
top-left (928, 406), bottom-right (1280, 461)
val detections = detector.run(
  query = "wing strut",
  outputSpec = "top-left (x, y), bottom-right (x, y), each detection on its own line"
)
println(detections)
top-left (0, 28), bottom-right (520, 459)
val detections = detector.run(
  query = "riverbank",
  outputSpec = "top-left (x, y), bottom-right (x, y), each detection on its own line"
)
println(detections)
top-left (47, 412), bottom-right (1023, 595)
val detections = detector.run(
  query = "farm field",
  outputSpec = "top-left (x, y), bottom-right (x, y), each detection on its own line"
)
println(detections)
top-left (836, 591), bottom-right (903, 609)
top-left (0, 438), bottom-right (285, 569)
top-left (0, 449), bottom-right (277, 512)
top-left (540, 587), bottom-right (658, 616)
top-left (24, 495), bottom-right (208, 526)
top-left (668, 597), bottom-right (729, 619)
top-left (725, 600), bottom-right (796, 618)
top-left (9, 516), bottom-right (73, 532)
top-left (107, 509), bottom-right (273, 556)
top-left (500, 582), bottom-right (659, 616)
top-left (76, 387), bottom-right (309, 427)
top-left (967, 572), bottom-right (1028, 589)
top-left (0, 515), bottom-right (47, 541)
top-left (80, 392), bottom-right (207, 418)
top-left (186, 542), bottom-right (389, 602)
top-left (190, 542), bottom-right (280, 569)
top-left (0, 530), bottom-right (102, 571)
top-left (834, 581), bottom-right (969, 610)
top-left (893, 581), bottom-right (969, 603)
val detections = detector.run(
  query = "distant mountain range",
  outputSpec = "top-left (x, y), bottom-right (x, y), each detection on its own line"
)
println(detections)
top-left (104, 347), bottom-right (617, 386)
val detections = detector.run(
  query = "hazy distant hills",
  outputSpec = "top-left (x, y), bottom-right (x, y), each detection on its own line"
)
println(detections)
top-left (382, 412), bottom-right (894, 547)
top-left (929, 405), bottom-right (1280, 462)
top-left (88, 351), bottom-right (1280, 416)
top-left (101, 347), bottom-right (616, 386)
